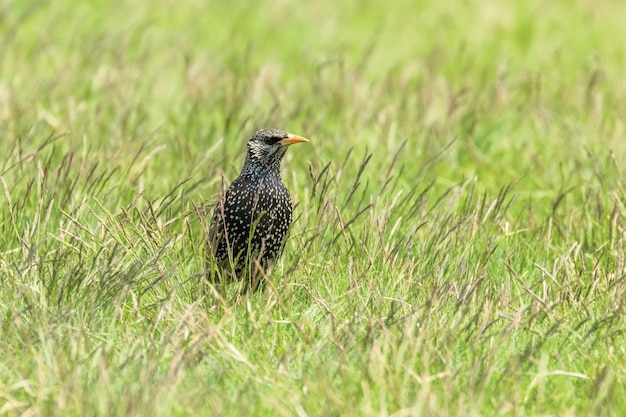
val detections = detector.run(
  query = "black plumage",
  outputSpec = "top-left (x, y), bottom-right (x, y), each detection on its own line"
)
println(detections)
top-left (206, 128), bottom-right (309, 291)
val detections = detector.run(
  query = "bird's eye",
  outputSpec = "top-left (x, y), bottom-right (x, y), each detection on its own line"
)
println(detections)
top-left (268, 136), bottom-right (283, 145)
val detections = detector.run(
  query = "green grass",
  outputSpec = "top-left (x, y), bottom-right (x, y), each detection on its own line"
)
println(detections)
top-left (1, 0), bottom-right (626, 415)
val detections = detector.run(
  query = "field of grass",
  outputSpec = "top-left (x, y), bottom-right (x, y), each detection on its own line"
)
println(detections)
top-left (1, 0), bottom-right (626, 415)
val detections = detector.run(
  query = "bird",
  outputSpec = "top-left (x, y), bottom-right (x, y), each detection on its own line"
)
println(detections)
top-left (206, 128), bottom-right (309, 292)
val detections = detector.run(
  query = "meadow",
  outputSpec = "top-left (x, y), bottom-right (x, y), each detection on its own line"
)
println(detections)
top-left (1, 0), bottom-right (626, 415)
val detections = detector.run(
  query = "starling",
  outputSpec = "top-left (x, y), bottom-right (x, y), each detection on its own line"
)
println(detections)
top-left (206, 128), bottom-right (309, 292)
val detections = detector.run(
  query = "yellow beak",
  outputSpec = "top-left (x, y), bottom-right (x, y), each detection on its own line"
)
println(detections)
top-left (279, 133), bottom-right (309, 147)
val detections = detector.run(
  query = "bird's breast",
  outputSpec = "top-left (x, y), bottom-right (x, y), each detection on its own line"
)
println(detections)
top-left (226, 174), bottom-right (292, 219)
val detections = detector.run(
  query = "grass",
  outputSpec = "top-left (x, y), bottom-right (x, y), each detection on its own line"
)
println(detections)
top-left (1, 0), bottom-right (626, 415)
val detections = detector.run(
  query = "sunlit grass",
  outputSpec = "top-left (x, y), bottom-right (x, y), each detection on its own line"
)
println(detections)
top-left (1, 0), bottom-right (625, 416)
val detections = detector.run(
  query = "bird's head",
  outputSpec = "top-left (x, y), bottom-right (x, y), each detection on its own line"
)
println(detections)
top-left (244, 128), bottom-right (309, 174)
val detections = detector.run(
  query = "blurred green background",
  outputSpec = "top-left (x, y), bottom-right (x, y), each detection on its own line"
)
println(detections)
top-left (3, 0), bottom-right (625, 194)
top-left (1, 1), bottom-right (625, 416)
